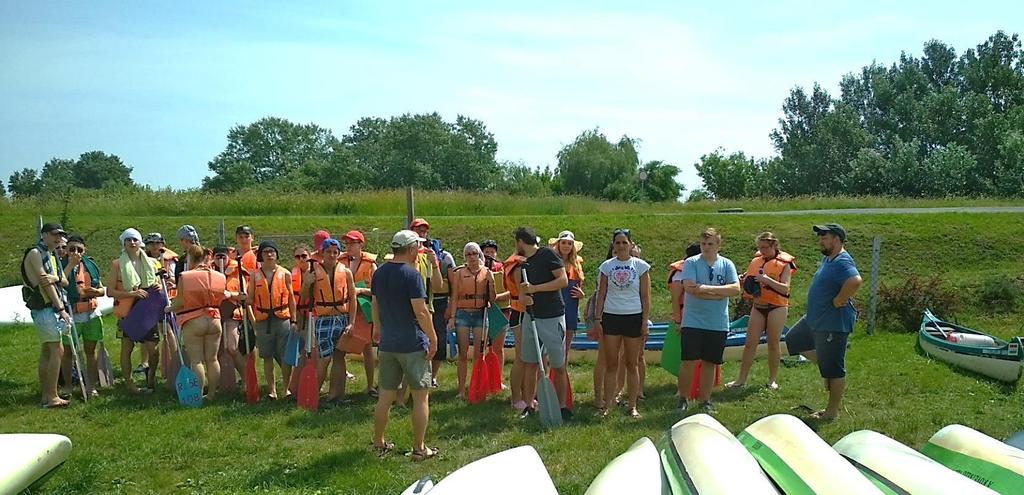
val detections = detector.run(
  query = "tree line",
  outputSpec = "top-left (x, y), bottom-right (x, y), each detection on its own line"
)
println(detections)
top-left (693, 31), bottom-right (1024, 199)
top-left (5, 114), bottom-right (683, 203)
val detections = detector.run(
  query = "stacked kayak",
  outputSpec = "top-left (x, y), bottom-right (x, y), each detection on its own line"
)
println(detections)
top-left (738, 414), bottom-right (883, 494)
top-left (405, 445), bottom-right (557, 495)
top-left (834, 429), bottom-right (997, 494)
top-left (0, 434), bottom-right (72, 493)
top-left (658, 414), bottom-right (778, 494)
top-left (585, 437), bottom-right (663, 495)
top-left (923, 424), bottom-right (1024, 494)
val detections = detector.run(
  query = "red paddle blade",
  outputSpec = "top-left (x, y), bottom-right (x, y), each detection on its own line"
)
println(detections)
top-left (244, 354), bottom-right (259, 404)
top-left (298, 359), bottom-right (319, 411)
top-left (468, 359), bottom-right (487, 404)
top-left (548, 368), bottom-right (573, 409)
top-left (485, 350), bottom-right (502, 395)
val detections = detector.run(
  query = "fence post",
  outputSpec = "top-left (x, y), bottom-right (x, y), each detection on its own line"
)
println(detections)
top-left (218, 219), bottom-right (225, 246)
top-left (866, 235), bottom-right (882, 335)
top-left (405, 187), bottom-right (415, 229)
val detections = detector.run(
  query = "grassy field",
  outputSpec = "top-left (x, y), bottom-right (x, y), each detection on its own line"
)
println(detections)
top-left (2, 200), bottom-right (1024, 493)
top-left (1, 317), bottom-right (1022, 494)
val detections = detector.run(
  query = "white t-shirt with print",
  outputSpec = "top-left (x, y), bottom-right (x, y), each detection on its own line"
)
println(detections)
top-left (598, 256), bottom-right (651, 315)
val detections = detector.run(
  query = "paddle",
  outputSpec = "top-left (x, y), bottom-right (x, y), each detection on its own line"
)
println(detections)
top-left (483, 308), bottom-right (503, 396)
top-left (924, 309), bottom-right (949, 339)
top-left (468, 324), bottom-right (489, 404)
top-left (161, 277), bottom-right (202, 408)
top-left (236, 255), bottom-right (259, 404)
top-left (522, 268), bottom-right (562, 427)
top-left (96, 340), bottom-right (114, 388)
top-left (297, 260), bottom-right (320, 412)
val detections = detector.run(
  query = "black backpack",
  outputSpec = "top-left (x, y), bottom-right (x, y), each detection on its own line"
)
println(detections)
top-left (20, 246), bottom-right (50, 310)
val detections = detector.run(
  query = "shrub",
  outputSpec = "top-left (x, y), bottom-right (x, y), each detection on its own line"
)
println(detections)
top-left (976, 275), bottom-right (1021, 313)
top-left (878, 274), bottom-right (960, 332)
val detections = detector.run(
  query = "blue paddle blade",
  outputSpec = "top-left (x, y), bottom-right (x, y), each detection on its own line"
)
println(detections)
top-left (175, 367), bottom-right (203, 408)
top-left (284, 332), bottom-right (301, 367)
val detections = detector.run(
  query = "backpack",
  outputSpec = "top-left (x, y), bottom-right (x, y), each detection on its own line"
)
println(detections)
top-left (20, 246), bottom-right (50, 310)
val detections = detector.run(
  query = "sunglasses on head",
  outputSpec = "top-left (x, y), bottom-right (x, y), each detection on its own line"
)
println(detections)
top-left (613, 228), bottom-right (631, 237)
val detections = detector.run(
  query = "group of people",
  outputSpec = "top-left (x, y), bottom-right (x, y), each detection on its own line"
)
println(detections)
top-left (22, 218), bottom-right (862, 459)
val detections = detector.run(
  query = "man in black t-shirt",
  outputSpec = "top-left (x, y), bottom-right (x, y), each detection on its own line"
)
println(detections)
top-left (513, 227), bottom-right (571, 421)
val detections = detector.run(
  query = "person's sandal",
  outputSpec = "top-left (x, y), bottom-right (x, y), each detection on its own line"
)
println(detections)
top-left (370, 441), bottom-right (395, 458)
top-left (411, 446), bottom-right (439, 462)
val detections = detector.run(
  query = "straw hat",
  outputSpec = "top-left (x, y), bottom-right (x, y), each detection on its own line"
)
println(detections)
top-left (548, 230), bottom-right (583, 253)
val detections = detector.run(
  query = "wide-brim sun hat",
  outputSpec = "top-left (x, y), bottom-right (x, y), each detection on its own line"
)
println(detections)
top-left (548, 230), bottom-right (583, 253)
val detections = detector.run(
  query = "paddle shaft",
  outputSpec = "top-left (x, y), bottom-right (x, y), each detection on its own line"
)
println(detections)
top-left (160, 277), bottom-right (187, 366)
top-left (521, 270), bottom-right (548, 375)
top-left (924, 310), bottom-right (949, 339)
top-left (236, 255), bottom-right (253, 354)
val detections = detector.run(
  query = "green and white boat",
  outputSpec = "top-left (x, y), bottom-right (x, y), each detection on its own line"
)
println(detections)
top-left (918, 309), bottom-right (1023, 382)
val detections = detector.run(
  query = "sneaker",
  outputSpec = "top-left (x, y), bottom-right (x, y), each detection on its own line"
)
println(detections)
top-left (560, 407), bottom-right (573, 421)
top-left (430, 378), bottom-right (439, 389)
top-left (518, 407), bottom-right (533, 420)
top-left (676, 398), bottom-right (688, 412)
top-left (700, 402), bottom-right (717, 415)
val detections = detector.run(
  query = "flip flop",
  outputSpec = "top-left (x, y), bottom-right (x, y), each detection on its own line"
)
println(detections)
top-left (410, 446), bottom-right (439, 462)
top-left (40, 400), bottom-right (69, 409)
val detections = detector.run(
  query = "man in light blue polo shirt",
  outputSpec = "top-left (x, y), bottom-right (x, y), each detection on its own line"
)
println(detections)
top-left (786, 223), bottom-right (862, 421)
top-left (675, 228), bottom-right (740, 414)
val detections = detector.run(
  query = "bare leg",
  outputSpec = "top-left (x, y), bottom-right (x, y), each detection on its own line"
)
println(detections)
top-left (601, 335), bottom-right (622, 411)
top-left (677, 360), bottom-right (697, 401)
top-left (490, 328), bottom-right (507, 389)
top-left (373, 389), bottom-right (397, 447)
top-left (765, 308), bottom-right (787, 388)
top-left (623, 336), bottom-right (643, 413)
top-left (120, 338), bottom-right (139, 393)
top-left (594, 334), bottom-right (606, 408)
top-left (456, 327), bottom-right (470, 399)
top-left (698, 360), bottom-right (716, 403)
top-left (510, 325), bottom-right (525, 406)
top-left (327, 352), bottom-right (347, 400)
top-left (205, 322), bottom-right (222, 398)
top-left (362, 342), bottom-right (375, 392)
top-left (411, 389), bottom-right (430, 452)
top-left (730, 308), bottom-right (767, 387)
top-left (263, 358), bottom-right (277, 397)
top-left (40, 342), bottom-right (66, 405)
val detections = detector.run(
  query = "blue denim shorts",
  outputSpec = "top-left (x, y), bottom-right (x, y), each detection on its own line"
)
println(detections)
top-left (455, 309), bottom-right (485, 329)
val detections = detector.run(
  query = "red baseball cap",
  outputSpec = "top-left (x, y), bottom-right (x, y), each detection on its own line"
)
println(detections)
top-left (409, 218), bottom-right (429, 229)
top-left (342, 230), bottom-right (365, 243)
top-left (312, 230), bottom-right (331, 250)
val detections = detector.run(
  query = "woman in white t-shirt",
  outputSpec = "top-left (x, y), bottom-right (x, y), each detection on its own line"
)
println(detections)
top-left (592, 229), bottom-right (651, 418)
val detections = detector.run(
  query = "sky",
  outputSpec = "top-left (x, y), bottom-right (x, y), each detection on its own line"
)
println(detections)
top-left (1, 1), bottom-right (1019, 193)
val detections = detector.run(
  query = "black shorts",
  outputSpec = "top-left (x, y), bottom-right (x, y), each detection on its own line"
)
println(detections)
top-left (786, 316), bottom-right (848, 378)
top-left (680, 327), bottom-right (728, 364)
top-left (432, 297), bottom-right (449, 362)
top-left (117, 324), bottom-right (160, 343)
top-left (508, 309), bottom-right (523, 328)
top-left (602, 312), bottom-right (643, 338)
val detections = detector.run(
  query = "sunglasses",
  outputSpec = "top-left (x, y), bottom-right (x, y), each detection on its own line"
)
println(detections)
top-left (68, 247), bottom-right (85, 254)
top-left (294, 253), bottom-right (309, 260)
top-left (214, 254), bottom-right (228, 259)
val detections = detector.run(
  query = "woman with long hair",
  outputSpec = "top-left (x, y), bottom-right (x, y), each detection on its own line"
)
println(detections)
top-left (447, 242), bottom-right (496, 400)
top-left (549, 231), bottom-right (584, 407)
top-left (592, 229), bottom-right (651, 418)
top-left (727, 232), bottom-right (795, 390)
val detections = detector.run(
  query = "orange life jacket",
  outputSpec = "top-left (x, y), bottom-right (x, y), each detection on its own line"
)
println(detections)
top-left (743, 250), bottom-right (797, 307)
top-left (154, 249), bottom-right (179, 298)
top-left (251, 265), bottom-right (291, 321)
top-left (667, 259), bottom-right (686, 285)
top-left (222, 259), bottom-right (243, 321)
top-left (503, 255), bottom-right (525, 313)
top-left (239, 247), bottom-right (258, 272)
top-left (177, 266), bottom-right (227, 325)
top-left (74, 262), bottom-right (99, 314)
top-left (492, 266), bottom-right (511, 310)
top-left (312, 263), bottom-right (350, 316)
top-left (453, 264), bottom-right (489, 309)
top-left (340, 251), bottom-right (377, 286)
top-left (111, 258), bottom-right (157, 319)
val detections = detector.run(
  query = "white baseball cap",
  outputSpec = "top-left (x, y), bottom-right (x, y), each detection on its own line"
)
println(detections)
top-left (391, 230), bottom-right (427, 249)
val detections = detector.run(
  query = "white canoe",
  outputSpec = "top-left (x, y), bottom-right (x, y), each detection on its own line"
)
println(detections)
top-left (661, 417), bottom-right (778, 494)
top-left (0, 285), bottom-right (114, 326)
top-left (834, 429), bottom-right (998, 494)
top-left (586, 437), bottom-right (663, 495)
top-left (427, 446), bottom-right (558, 495)
top-left (400, 476), bottom-right (434, 495)
top-left (738, 414), bottom-right (882, 494)
top-left (0, 433), bottom-right (72, 493)
top-left (924, 424), bottom-right (1024, 494)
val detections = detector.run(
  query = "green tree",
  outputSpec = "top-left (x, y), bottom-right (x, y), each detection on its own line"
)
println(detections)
top-left (922, 144), bottom-right (974, 196)
top-left (343, 113), bottom-right (500, 190)
top-left (694, 150), bottom-right (760, 199)
top-left (993, 130), bottom-right (1024, 196)
top-left (7, 168), bottom-right (42, 198)
top-left (74, 151), bottom-right (134, 189)
top-left (556, 129), bottom-right (638, 198)
top-left (39, 158), bottom-right (77, 191)
top-left (639, 160), bottom-right (683, 202)
top-left (204, 117), bottom-right (339, 191)
top-left (496, 162), bottom-right (553, 197)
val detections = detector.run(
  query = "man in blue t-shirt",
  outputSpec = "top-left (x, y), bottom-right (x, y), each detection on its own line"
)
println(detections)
top-left (786, 223), bottom-right (862, 421)
top-left (677, 228), bottom-right (740, 414)
top-left (370, 230), bottom-right (439, 461)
